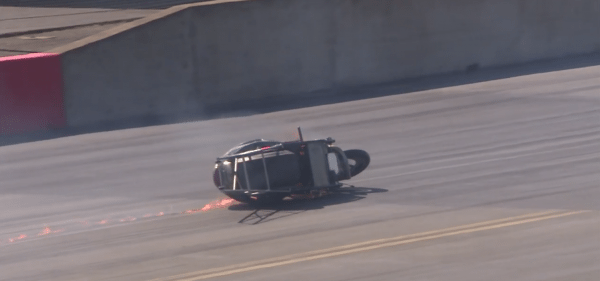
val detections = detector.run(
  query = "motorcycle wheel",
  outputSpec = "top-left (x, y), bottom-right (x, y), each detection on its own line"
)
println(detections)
top-left (344, 149), bottom-right (370, 177)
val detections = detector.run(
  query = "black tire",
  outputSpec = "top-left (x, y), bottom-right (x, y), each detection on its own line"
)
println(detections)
top-left (344, 149), bottom-right (370, 177)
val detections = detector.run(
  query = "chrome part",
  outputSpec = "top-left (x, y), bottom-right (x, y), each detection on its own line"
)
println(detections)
top-left (261, 150), bottom-right (271, 190)
top-left (242, 156), bottom-right (251, 190)
top-left (306, 142), bottom-right (330, 187)
top-left (232, 158), bottom-right (238, 190)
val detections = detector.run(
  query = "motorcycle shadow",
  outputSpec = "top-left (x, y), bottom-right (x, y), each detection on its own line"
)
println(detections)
top-left (229, 186), bottom-right (388, 225)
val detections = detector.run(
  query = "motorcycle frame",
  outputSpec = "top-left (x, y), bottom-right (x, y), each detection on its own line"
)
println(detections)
top-left (214, 128), bottom-right (351, 197)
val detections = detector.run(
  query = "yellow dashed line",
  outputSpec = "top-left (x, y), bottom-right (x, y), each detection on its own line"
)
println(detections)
top-left (154, 210), bottom-right (588, 281)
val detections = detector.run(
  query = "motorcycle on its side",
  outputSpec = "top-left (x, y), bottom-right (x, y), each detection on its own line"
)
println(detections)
top-left (212, 127), bottom-right (370, 205)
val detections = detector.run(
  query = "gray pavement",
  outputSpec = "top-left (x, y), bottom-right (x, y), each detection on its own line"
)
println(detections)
top-left (0, 6), bottom-right (156, 57)
top-left (0, 62), bottom-right (598, 280)
top-left (0, 7), bottom-right (156, 36)
top-left (0, 22), bottom-right (123, 55)
top-left (1, 0), bottom-right (211, 9)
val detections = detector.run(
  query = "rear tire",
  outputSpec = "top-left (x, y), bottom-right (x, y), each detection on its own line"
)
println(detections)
top-left (344, 149), bottom-right (370, 177)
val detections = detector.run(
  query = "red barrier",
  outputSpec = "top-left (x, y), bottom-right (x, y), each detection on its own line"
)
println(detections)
top-left (0, 53), bottom-right (66, 135)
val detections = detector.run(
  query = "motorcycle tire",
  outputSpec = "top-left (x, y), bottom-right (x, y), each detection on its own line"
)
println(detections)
top-left (344, 149), bottom-right (370, 177)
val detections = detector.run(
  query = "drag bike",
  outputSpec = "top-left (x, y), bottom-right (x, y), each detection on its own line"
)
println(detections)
top-left (212, 127), bottom-right (370, 205)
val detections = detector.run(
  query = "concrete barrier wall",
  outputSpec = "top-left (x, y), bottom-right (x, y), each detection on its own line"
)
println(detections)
top-left (58, 8), bottom-right (196, 127)
top-left (53, 0), bottom-right (600, 127)
top-left (0, 53), bottom-right (66, 135)
top-left (188, 0), bottom-right (335, 105)
top-left (335, 0), bottom-right (600, 86)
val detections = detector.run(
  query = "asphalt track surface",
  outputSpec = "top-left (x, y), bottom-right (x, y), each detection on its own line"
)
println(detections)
top-left (0, 64), bottom-right (599, 280)
top-left (0, 7), bottom-right (155, 36)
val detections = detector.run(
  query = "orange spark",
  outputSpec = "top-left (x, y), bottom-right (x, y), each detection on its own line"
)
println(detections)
top-left (184, 198), bottom-right (238, 214)
top-left (157, 212), bottom-right (164, 216)
top-left (217, 198), bottom-right (235, 206)
top-left (38, 227), bottom-right (52, 236)
top-left (9, 234), bottom-right (27, 243)
top-left (38, 227), bottom-right (64, 236)
top-left (96, 219), bottom-right (109, 225)
top-left (183, 209), bottom-right (202, 214)
top-left (119, 216), bottom-right (136, 222)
